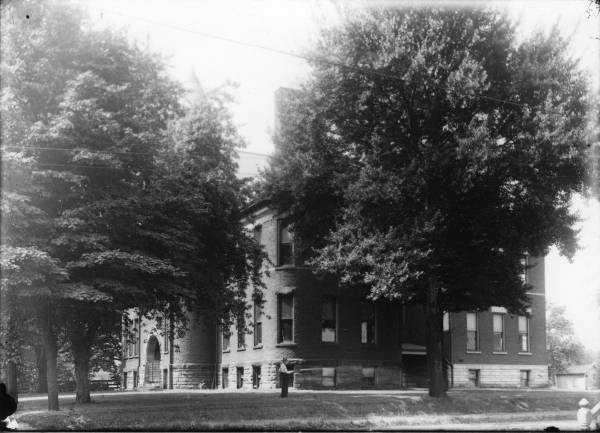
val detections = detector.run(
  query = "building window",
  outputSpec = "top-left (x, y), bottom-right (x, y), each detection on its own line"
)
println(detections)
top-left (125, 321), bottom-right (130, 358)
top-left (493, 313), bottom-right (505, 352)
top-left (254, 301), bottom-right (262, 346)
top-left (520, 370), bottom-right (530, 387)
top-left (222, 326), bottom-right (231, 352)
top-left (361, 302), bottom-right (377, 344)
top-left (518, 315), bottom-right (530, 352)
top-left (362, 367), bottom-right (375, 388)
top-left (252, 365), bottom-right (261, 389)
top-left (237, 315), bottom-right (246, 350)
top-left (443, 312), bottom-right (450, 332)
top-left (222, 368), bottom-right (229, 389)
top-left (133, 319), bottom-right (139, 356)
top-left (278, 293), bottom-right (294, 343)
top-left (466, 313), bottom-right (478, 351)
top-left (322, 367), bottom-right (336, 387)
top-left (520, 255), bottom-right (528, 284)
top-left (163, 314), bottom-right (169, 353)
top-left (126, 318), bottom-right (139, 358)
top-left (468, 369), bottom-right (480, 387)
top-left (321, 296), bottom-right (337, 342)
top-left (253, 225), bottom-right (262, 244)
top-left (236, 367), bottom-right (244, 389)
top-left (278, 221), bottom-right (293, 266)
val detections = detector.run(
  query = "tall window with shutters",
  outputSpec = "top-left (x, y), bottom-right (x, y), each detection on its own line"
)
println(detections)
top-left (278, 293), bottom-right (294, 343)
top-left (493, 313), bottom-right (505, 352)
top-left (466, 312), bottom-right (479, 351)
top-left (518, 315), bottom-right (530, 352)
top-left (360, 303), bottom-right (377, 344)
top-left (237, 314), bottom-right (246, 350)
top-left (222, 326), bottom-right (231, 352)
top-left (321, 296), bottom-right (337, 342)
top-left (520, 255), bottom-right (528, 284)
top-left (278, 221), bottom-right (293, 266)
top-left (126, 318), bottom-right (139, 358)
top-left (163, 314), bottom-right (169, 353)
top-left (254, 300), bottom-right (262, 346)
top-left (253, 225), bottom-right (262, 244)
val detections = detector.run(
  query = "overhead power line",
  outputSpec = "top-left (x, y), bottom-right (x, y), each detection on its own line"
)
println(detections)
top-left (94, 7), bottom-right (586, 117)
top-left (2, 146), bottom-right (270, 158)
top-left (2, 146), bottom-right (156, 156)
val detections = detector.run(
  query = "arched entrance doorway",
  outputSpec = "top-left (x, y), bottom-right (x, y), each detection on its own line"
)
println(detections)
top-left (145, 335), bottom-right (161, 385)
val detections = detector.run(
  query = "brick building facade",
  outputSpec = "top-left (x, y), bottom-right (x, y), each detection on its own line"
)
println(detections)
top-left (121, 201), bottom-right (548, 390)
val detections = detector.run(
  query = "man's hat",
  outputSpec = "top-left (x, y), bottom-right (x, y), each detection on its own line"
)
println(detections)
top-left (579, 398), bottom-right (589, 406)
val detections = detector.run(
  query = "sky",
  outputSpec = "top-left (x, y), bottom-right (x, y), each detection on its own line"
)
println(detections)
top-left (80, 0), bottom-right (600, 351)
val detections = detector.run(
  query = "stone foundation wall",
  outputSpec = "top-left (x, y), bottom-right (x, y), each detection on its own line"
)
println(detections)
top-left (171, 363), bottom-right (217, 389)
top-left (218, 359), bottom-right (403, 390)
top-left (452, 363), bottom-right (549, 388)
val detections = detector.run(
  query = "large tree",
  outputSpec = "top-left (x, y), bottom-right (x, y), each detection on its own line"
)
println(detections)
top-left (1, 0), bottom-right (182, 408)
top-left (262, 6), bottom-right (590, 397)
top-left (1, 0), bottom-right (263, 408)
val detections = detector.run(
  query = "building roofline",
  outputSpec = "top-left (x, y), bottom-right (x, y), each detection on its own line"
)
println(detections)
top-left (242, 198), bottom-right (271, 217)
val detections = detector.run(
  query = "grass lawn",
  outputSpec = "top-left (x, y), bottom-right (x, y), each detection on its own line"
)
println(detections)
top-left (16, 388), bottom-right (600, 430)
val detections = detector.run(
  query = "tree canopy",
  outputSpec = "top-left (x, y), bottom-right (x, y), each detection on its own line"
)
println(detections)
top-left (261, 6), bottom-right (591, 396)
top-left (1, 0), bottom-right (263, 407)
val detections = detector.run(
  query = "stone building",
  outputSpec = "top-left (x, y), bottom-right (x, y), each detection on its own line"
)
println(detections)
top-left (121, 197), bottom-right (548, 390)
top-left (120, 84), bottom-right (548, 390)
top-left (217, 204), bottom-right (548, 390)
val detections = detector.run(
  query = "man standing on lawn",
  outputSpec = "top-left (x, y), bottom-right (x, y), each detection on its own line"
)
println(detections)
top-left (279, 358), bottom-right (294, 398)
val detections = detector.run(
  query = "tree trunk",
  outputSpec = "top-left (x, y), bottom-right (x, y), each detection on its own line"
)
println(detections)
top-left (425, 283), bottom-right (446, 398)
top-left (42, 323), bottom-right (59, 411)
top-left (1, 291), bottom-right (19, 402)
top-left (72, 340), bottom-right (91, 403)
top-left (35, 345), bottom-right (48, 393)
top-left (6, 360), bottom-right (18, 403)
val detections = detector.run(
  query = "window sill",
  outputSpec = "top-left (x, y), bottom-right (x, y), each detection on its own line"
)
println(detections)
top-left (274, 265), bottom-right (298, 271)
top-left (222, 349), bottom-right (231, 353)
top-left (518, 352), bottom-right (532, 355)
top-left (276, 342), bottom-right (297, 347)
top-left (253, 344), bottom-right (263, 350)
top-left (493, 351), bottom-right (508, 355)
top-left (237, 347), bottom-right (246, 352)
top-left (321, 341), bottom-right (339, 345)
top-left (466, 351), bottom-right (482, 354)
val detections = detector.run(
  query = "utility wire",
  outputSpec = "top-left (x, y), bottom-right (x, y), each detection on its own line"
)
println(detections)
top-left (95, 7), bottom-right (587, 117)
top-left (4, 160), bottom-right (590, 175)
top-left (11, 162), bottom-right (268, 175)
top-left (2, 146), bottom-right (156, 156)
top-left (2, 145), bottom-right (593, 168)
top-left (1, 146), bottom-right (269, 158)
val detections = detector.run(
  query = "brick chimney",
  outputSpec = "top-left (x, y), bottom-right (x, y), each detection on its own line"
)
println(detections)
top-left (273, 87), bottom-right (300, 143)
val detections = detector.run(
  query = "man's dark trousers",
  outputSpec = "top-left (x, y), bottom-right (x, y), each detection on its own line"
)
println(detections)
top-left (280, 373), bottom-right (288, 397)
